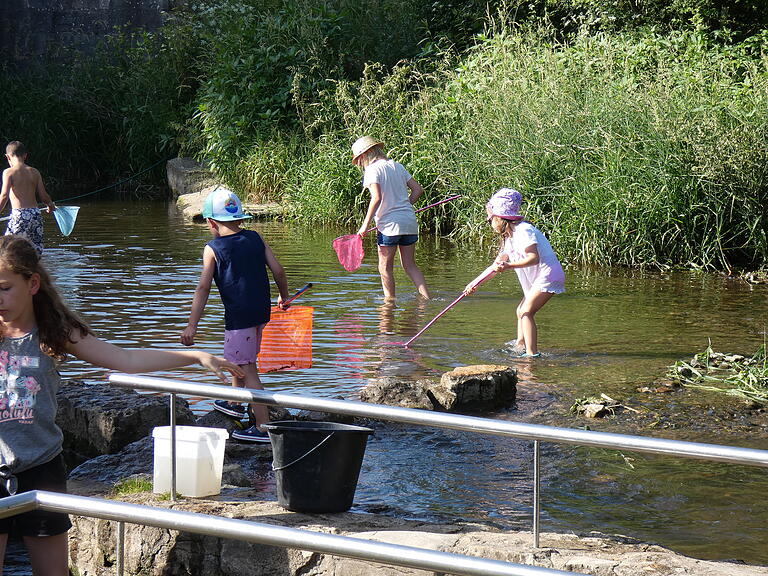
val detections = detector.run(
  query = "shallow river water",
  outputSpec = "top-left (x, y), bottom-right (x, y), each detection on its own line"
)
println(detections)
top-left (7, 199), bottom-right (768, 569)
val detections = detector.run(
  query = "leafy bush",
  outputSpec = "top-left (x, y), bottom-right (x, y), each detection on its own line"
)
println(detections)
top-left (0, 26), bottom-right (200, 188)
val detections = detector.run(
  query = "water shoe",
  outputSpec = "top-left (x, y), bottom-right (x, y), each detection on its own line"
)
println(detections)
top-left (231, 425), bottom-right (271, 443)
top-left (213, 400), bottom-right (247, 419)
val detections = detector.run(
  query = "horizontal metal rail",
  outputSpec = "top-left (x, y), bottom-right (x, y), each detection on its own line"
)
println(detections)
top-left (0, 491), bottom-right (584, 576)
top-left (109, 374), bottom-right (768, 468)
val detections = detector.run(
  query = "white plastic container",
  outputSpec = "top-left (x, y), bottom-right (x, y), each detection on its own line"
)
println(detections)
top-left (152, 426), bottom-right (229, 497)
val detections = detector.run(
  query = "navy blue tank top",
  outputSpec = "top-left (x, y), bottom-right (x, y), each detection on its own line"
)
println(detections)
top-left (208, 230), bottom-right (271, 330)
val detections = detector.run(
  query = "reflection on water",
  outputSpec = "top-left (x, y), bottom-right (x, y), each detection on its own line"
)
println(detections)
top-left (28, 200), bottom-right (768, 567)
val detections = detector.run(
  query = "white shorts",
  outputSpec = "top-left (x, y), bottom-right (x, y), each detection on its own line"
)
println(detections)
top-left (531, 280), bottom-right (566, 294)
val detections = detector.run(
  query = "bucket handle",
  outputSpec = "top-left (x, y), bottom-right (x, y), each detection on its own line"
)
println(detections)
top-left (271, 433), bottom-right (335, 472)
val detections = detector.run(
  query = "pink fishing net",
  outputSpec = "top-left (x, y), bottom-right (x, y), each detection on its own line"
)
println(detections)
top-left (332, 234), bottom-right (365, 271)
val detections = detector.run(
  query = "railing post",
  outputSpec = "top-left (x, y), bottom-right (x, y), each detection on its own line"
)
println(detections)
top-left (116, 520), bottom-right (125, 575)
top-left (170, 393), bottom-right (177, 502)
top-left (533, 439), bottom-right (541, 548)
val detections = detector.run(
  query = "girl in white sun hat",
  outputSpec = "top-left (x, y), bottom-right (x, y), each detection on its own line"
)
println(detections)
top-left (351, 136), bottom-right (430, 300)
top-left (465, 188), bottom-right (565, 357)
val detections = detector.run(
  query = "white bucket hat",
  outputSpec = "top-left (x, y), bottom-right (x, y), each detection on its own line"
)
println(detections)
top-left (202, 187), bottom-right (252, 221)
top-left (351, 136), bottom-right (383, 164)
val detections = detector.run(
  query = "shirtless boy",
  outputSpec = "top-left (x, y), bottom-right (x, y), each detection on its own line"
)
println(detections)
top-left (0, 141), bottom-right (56, 254)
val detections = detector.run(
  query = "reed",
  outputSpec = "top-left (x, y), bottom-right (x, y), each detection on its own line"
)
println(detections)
top-left (0, 27), bottom-right (199, 188)
top-left (281, 25), bottom-right (768, 270)
top-left (3, 1), bottom-right (767, 271)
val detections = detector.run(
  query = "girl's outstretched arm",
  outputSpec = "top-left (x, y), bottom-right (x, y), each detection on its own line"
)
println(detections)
top-left (66, 334), bottom-right (244, 382)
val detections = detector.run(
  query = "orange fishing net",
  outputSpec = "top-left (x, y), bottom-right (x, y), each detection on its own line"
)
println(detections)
top-left (258, 306), bottom-right (314, 373)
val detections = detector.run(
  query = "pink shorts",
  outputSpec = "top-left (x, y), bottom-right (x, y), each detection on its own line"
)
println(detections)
top-left (223, 325), bottom-right (265, 365)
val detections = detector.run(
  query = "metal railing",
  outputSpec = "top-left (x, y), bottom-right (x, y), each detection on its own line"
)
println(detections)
top-left (108, 373), bottom-right (768, 549)
top-left (0, 490), bottom-right (584, 576)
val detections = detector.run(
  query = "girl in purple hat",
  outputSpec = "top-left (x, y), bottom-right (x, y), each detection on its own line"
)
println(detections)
top-left (465, 188), bottom-right (565, 357)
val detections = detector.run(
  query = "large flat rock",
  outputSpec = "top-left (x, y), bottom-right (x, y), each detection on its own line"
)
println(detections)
top-left (167, 158), bottom-right (284, 222)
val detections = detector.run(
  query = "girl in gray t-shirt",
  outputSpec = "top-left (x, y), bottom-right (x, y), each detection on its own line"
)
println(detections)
top-left (0, 235), bottom-right (243, 575)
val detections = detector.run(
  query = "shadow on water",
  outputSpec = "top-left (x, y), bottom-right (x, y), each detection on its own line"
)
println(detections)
top-left (21, 200), bottom-right (768, 569)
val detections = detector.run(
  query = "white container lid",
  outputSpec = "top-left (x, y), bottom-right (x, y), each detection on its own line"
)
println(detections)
top-left (152, 426), bottom-right (229, 441)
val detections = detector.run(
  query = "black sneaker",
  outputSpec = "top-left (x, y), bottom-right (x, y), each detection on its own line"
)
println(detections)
top-left (231, 425), bottom-right (271, 443)
top-left (213, 400), bottom-right (247, 419)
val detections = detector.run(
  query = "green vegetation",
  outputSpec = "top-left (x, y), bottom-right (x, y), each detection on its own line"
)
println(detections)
top-left (289, 27), bottom-right (768, 271)
top-left (668, 346), bottom-right (768, 405)
top-left (1, 0), bottom-right (767, 269)
top-left (111, 475), bottom-right (154, 496)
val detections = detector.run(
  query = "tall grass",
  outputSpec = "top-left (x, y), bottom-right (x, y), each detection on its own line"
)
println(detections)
top-left (183, 0), bottom-right (435, 181)
top-left (2, 1), bottom-right (766, 271)
top-left (279, 24), bottom-right (768, 270)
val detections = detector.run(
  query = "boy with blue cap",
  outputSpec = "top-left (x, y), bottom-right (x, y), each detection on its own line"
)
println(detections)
top-left (181, 187), bottom-right (290, 442)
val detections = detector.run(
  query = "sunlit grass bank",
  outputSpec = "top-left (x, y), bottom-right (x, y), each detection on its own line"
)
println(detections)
top-left (277, 27), bottom-right (768, 270)
top-left (2, 3), bottom-right (766, 270)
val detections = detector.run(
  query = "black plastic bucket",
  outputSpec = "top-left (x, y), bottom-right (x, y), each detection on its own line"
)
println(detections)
top-left (264, 420), bottom-right (374, 513)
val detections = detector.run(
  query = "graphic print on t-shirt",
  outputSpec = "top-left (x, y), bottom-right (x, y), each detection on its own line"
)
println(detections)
top-left (0, 350), bottom-right (40, 423)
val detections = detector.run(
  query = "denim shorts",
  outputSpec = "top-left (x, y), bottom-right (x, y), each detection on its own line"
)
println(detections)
top-left (376, 232), bottom-right (418, 247)
top-left (0, 454), bottom-right (72, 537)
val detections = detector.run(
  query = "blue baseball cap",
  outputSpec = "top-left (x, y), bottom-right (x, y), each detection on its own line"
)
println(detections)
top-left (201, 187), bottom-right (252, 221)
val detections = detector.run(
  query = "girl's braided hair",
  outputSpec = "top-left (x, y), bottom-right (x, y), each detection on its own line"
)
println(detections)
top-left (0, 235), bottom-right (91, 360)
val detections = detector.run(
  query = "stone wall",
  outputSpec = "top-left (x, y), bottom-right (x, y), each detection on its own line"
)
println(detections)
top-left (0, 0), bottom-right (174, 63)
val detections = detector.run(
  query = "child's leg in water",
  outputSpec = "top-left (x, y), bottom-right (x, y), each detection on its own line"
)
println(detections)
top-left (0, 533), bottom-right (7, 573)
top-left (514, 298), bottom-right (527, 351)
top-left (377, 245), bottom-right (398, 300)
top-left (398, 244), bottom-right (430, 299)
top-left (517, 291), bottom-right (554, 355)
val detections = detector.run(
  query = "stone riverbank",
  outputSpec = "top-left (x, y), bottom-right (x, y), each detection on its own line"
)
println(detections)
top-left (65, 489), bottom-right (768, 576)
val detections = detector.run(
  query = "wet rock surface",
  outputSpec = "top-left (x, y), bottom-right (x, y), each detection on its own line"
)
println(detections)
top-left (57, 380), bottom-right (195, 468)
top-left (431, 364), bottom-right (517, 411)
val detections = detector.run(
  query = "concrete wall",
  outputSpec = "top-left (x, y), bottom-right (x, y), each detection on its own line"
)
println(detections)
top-left (0, 0), bottom-right (174, 63)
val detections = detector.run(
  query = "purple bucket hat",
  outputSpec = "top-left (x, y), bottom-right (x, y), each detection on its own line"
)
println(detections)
top-left (486, 188), bottom-right (523, 221)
